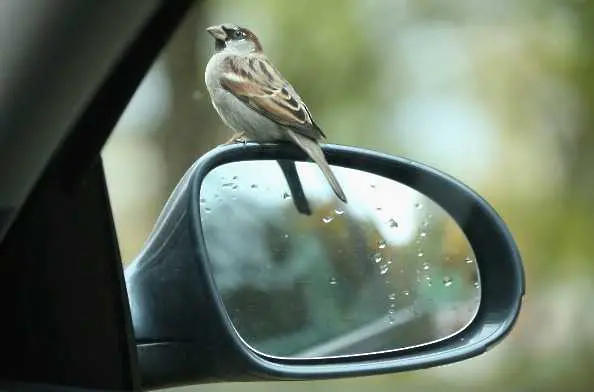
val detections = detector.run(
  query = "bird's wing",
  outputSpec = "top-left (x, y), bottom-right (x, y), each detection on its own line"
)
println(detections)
top-left (219, 54), bottom-right (326, 141)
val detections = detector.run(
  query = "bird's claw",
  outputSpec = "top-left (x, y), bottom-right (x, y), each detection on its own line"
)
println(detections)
top-left (222, 132), bottom-right (247, 146)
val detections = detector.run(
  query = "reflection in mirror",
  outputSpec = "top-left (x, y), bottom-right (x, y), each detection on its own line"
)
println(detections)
top-left (199, 160), bottom-right (481, 359)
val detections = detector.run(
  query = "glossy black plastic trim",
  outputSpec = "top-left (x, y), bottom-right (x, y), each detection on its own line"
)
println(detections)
top-left (135, 142), bottom-right (524, 388)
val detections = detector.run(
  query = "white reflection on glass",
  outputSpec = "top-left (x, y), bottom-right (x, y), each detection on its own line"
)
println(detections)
top-left (199, 160), bottom-right (481, 359)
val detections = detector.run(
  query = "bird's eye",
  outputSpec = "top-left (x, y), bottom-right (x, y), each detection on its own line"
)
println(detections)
top-left (233, 30), bottom-right (246, 39)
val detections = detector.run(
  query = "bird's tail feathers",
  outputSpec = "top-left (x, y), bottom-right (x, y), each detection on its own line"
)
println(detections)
top-left (287, 131), bottom-right (348, 203)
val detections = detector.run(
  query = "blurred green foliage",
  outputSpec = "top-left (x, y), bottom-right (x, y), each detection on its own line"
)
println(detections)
top-left (104, 0), bottom-right (594, 391)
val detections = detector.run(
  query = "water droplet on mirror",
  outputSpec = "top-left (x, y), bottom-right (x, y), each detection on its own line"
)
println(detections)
top-left (401, 289), bottom-right (410, 296)
top-left (387, 309), bottom-right (397, 324)
top-left (386, 259), bottom-right (393, 265)
top-left (414, 202), bottom-right (422, 209)
top-left (422, 220), bottom-right (429, 227)
top-left (417, 252), bottom-right (424, 257)
top-left (420, 231), bottom-right (427, 238)
top-left (204, 207), bottom-right (212, 213)
top-left (465, 257), bottom-right (474, 264)
top-left (232, 176), bottom-right (238, 180)
top-left (473, 281), bottom-right (481, 288)
top-left (200, 198), bottom-right (206, 204)
top-left (250, 184), bottom-right (258, 189)
top-left (322, 216), bottom-right (334, 223)
top-left (443, 276), bottom-right (453, 287)
top-left (380, 264), bottom-right (390, 275)
top-left (282, 192), bottom-right (291, 199)
top-left (282, 233), bottom-right (289, 239)
top-left (388, 293), bottom-right (397, 301)
top-left (377, 240), bottom-right (386, 249)
top-left (372, 253), bottom-right (383, 263)
top-left (334, 208), bottom-right (345, 215)
top-left (422, 262), bottom-right (430, 271)
top-left (370, 183), bottom-right (376, 189)
top-left (222, 182), bottom-right (233, 188)
top-left (232, 185), bottom-right (239, 190)
top-left (387, 218), bottom-right (398, 228)
top-left (329, 277), bottom-right (337, 285)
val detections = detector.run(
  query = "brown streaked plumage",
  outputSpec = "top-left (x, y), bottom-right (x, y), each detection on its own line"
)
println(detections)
top-left (219, 55), bottom-right (327, 142)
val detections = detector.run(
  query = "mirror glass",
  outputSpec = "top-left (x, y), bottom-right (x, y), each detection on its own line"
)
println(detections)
top-left (199, 160), bottom-right (481, 359)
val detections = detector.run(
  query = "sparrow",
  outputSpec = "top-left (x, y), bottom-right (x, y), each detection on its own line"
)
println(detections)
top-left (204, 23), bottom-right (348, 204)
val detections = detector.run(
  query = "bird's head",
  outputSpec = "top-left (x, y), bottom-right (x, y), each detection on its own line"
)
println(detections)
top-left (206, 23), bottom-right (263, 54)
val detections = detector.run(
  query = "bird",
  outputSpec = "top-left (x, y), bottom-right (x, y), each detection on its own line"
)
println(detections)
top-left (204, 23), bottom-right (348, 204)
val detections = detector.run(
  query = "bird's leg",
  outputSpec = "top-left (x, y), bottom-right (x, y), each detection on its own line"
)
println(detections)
top-left (222, 131), bottom-right (247, 145)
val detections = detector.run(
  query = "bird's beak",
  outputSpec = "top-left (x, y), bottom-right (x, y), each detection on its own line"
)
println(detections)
top-left (206, 25), bottom-right (227, 41)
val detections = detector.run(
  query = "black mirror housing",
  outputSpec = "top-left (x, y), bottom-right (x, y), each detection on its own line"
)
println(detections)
top-left (125, 143), bottom-right (524, 390)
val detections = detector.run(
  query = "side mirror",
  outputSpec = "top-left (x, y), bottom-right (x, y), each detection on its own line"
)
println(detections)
top-left (125, 143), bottom-right (524, 390)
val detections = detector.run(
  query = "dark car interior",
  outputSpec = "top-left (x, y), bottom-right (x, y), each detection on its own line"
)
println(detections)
top-left (0, 1), bottom-right (194, 390)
